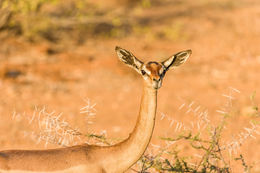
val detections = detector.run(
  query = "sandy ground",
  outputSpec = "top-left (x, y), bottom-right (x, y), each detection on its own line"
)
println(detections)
top-left (0, 0), bottom-right (260, 172)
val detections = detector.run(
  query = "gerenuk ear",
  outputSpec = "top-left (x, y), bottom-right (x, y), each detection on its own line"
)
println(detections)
top-left (161, 50), bottom-right (191, 71)
top-left (115, 46), bottom-right (144, 74)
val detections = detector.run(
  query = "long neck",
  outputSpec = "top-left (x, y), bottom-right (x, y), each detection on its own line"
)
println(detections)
top-left (102, 83), bottom-right (157, 172)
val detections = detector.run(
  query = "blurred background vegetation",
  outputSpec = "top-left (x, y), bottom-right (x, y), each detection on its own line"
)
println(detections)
top-left (0, 0), bottom-right (242, 43)
top-left (0, 0), bottom-right (151, 42)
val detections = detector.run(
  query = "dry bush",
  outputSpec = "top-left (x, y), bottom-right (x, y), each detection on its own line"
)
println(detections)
top-left (132, 88), bottom-right (259, 173)
top-left (11, 88), bottom-right (260, 172)
top-left (12, 99), bottom-right (111, 147)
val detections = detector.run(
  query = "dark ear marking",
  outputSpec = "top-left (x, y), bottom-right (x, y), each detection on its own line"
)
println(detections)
top-left (162, 56), bottom-right (176, 71)
top-left (118, 49), bottom-right (135, 66)
top-left (115, 46), bottom-right (144, 73)
top-left (160, 69), bottom-right (166, 78)
top-left (162, 49), bottom-right (191, 70)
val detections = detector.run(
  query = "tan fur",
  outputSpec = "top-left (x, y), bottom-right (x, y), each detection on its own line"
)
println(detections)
top-left (0, 165), bottom-right (96, 173)
top-left (0, 47), bottom-right (191, 173)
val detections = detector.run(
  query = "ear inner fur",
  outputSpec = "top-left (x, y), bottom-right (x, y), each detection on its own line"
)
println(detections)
top-left (162, 50), bottom-right (191, 70)
top-left (115, 47), bottom-right (143, 71)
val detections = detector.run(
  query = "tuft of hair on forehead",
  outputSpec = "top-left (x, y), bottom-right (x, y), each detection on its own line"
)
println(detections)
top-left (145, 61), bottom-right (163, 74)
top-left (147, 61), bottom-right (159, 65)
top-left (146, 62), bottom-right (161, 68)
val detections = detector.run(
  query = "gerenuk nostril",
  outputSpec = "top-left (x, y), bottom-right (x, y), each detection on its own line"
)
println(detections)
top-left (153, 78), bottom-right (161, 82)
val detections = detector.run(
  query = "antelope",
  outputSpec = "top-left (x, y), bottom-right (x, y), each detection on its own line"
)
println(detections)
top-left (0, 46), bottom-right (191, 173)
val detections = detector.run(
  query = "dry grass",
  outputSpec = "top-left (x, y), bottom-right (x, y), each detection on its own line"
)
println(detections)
top-left (11, 87), bottom-right (259, 172)
top-left (132, 88), bottom-right (259, 172)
